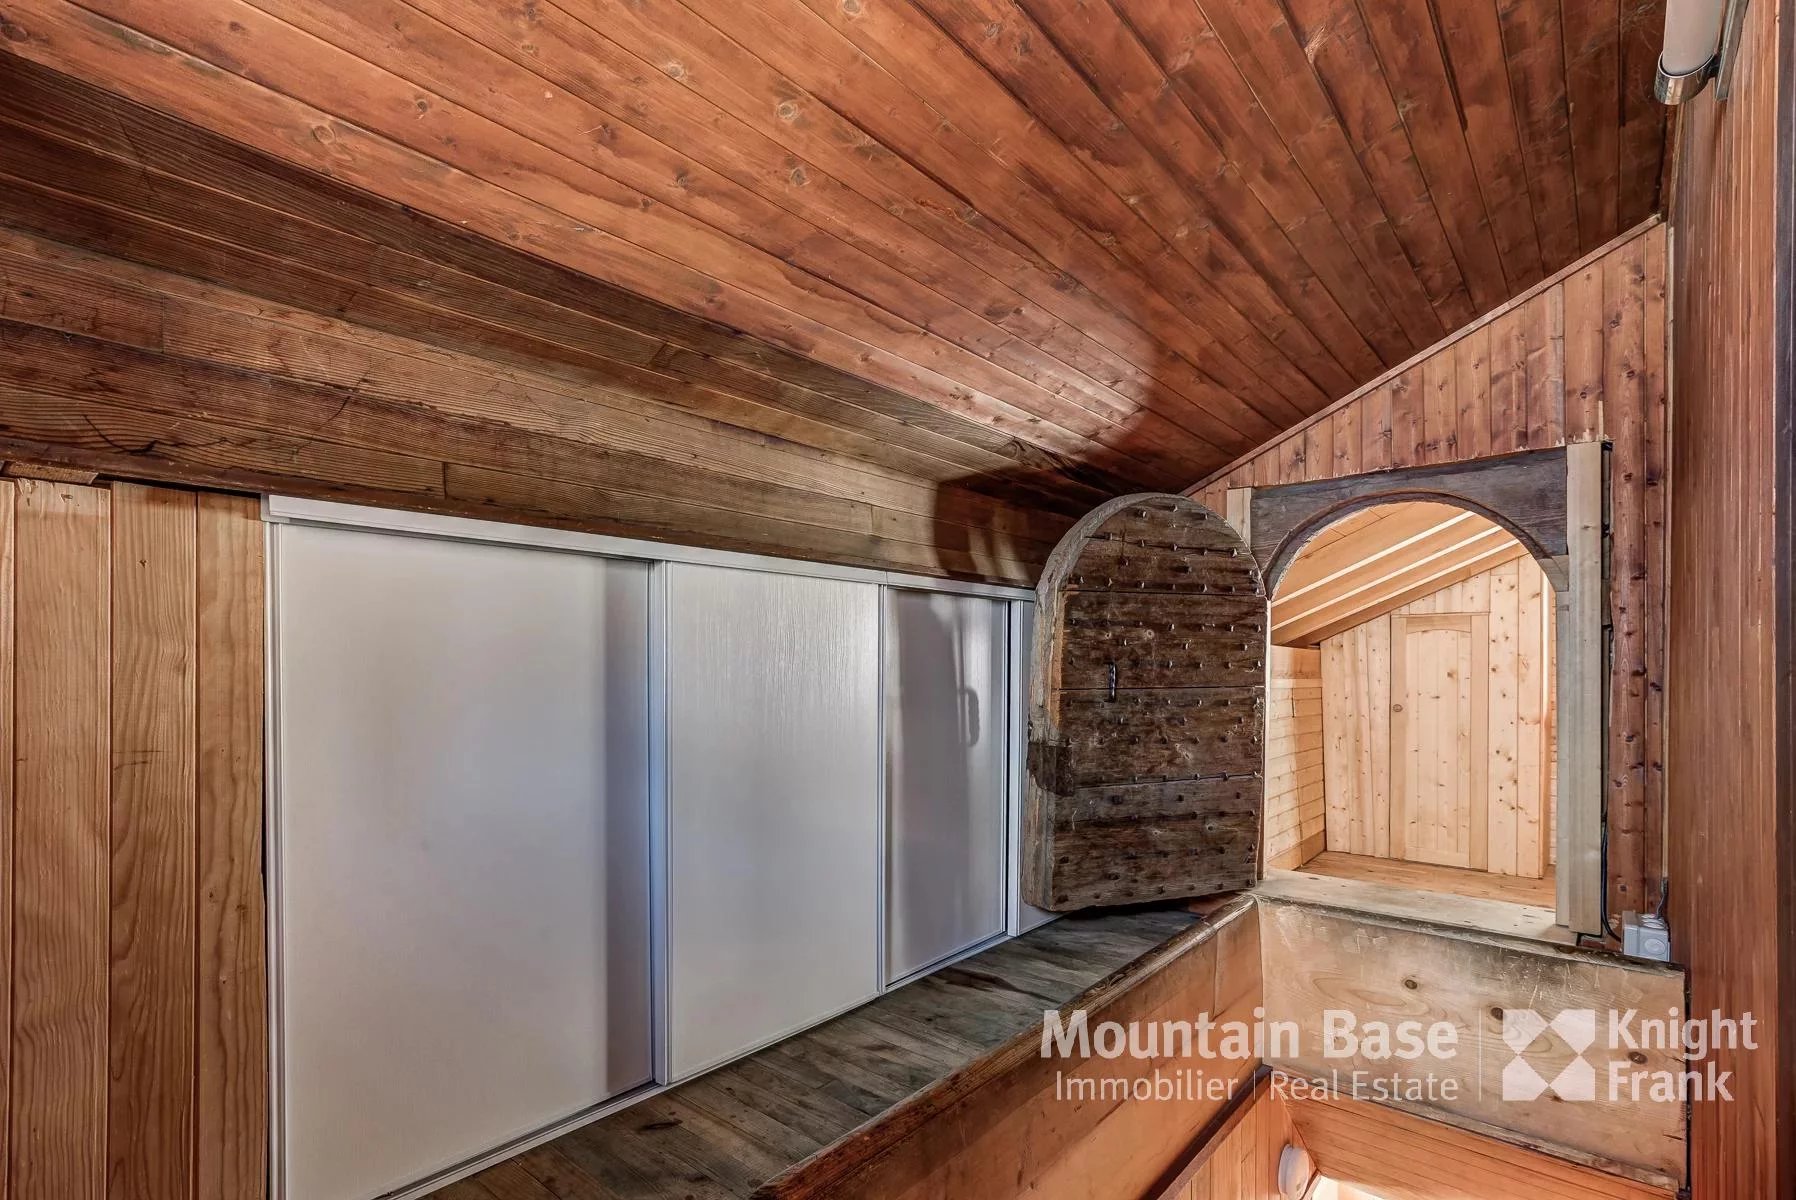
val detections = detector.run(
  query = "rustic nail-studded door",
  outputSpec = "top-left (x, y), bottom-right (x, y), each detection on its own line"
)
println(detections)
top-left (1024, 494), bottom-right (1267, 911)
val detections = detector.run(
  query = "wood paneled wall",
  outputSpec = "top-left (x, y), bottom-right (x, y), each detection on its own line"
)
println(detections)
top-left (1260, 900), bottom-right (1686, 1190)
top-left (1665, 0), bottom-right (1793, 1194)
top-left (1152, 1076), bottom-right (1296, 1200)
top-left (0, 226), bottom-right (1067, 586)
top-left (1264, 647), bottom-right (1324, 871)
top-left (1291, 1083), bottom-right (1674, 1200)
top-left (1320, 558), bottom-right (1555, 878)
top-left (1194, 223), bottom-right (1667, 917)
top-left (0, 478), bottom-right (266, 1200)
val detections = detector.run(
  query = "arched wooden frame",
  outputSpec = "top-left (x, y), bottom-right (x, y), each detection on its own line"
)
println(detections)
top-left (1230, 445), bottom-right (1607, 935)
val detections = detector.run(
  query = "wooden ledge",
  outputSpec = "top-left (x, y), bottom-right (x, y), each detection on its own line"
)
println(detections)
top-left (754, 894), bottom-right (1258, 1200)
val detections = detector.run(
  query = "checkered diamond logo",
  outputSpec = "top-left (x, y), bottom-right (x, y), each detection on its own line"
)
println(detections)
top-left (1499, 1008), bottom-right (1598, 1101)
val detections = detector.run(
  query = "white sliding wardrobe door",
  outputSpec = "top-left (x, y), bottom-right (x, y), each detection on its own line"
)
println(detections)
top-left (885, 590), bottom-right (1009, 980)
top-left (275, 526), bottom-right (653, 1200)
top-left (664, 564), bottom-right (881, 1079)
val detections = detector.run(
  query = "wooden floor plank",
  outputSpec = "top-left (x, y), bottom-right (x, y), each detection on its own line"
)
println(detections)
top-left (1296, 850), bottom-right (1557, 907)
top-left (431, 909), bottom-right (1197, 1199)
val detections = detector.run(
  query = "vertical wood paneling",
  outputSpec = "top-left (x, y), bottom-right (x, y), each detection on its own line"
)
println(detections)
top-left (194, 494), bottom-right (266, 1200)
top-left (0, 479), bottom-right (267, 1200)
top-left (1525, 286), bottom-right (1564, 447)
top-left (1487, 308), bottom-right (1528, 453)
top-left (1488, 561), bottom-right (1521, 874)
top-left (107, 484), bottom-right (197, 1200)
top-left (0, 484), bottom-right (13, 1200)
top-left (1163, 1079), bottom-right (1291, 1200)
top-left (1562, 260), bottom-right (1606, 440)
top-left (1422, 350), bottom-right (1456, 463)
top-left (1665, 0), bottom-right (1788, 1190)
top-left (1304, 421), bottom-right (1334, 483)
top-left (1603, 236), bottom-right (1648, 917)
top-left (1331, 406), bottom-right (1362, 477)
top-left (1318, 558), bottom-right (1554, 877)
top-left (1639, 225), bottom-right (1668, 902)
top-left (1193, 223), bottom-right (1667, 911)
top-left (10, 478), bottom-right (111, 1200)
top-left (1360, 384), bottom-right (1392, 472)
top-left (1389, 369), bottom-right (1424, 467)
top-left (1517, 560), bottom-right (1550, 874)
top-left (1454, 326), bottom-right (1492, 458)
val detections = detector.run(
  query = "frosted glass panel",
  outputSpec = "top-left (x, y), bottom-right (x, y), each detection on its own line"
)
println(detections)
top-left (664, 564), bottom-right (881, 1078)
top-left (885, 590), bottom-right (1009, 979)
top-left (275, 526), bottom-right (652, 1200)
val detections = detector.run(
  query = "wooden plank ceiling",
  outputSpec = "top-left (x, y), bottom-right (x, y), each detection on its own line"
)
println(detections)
top-left (0, 0), bottom-right (1667, 513)
top-left (1272, 501), bottom-right (1530, 645)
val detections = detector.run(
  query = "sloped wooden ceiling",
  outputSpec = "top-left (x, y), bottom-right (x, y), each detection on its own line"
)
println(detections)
top-left (0, 0), bottom-right (1666, 514)
top-left (1271, 501), bottom-right (1529, 646)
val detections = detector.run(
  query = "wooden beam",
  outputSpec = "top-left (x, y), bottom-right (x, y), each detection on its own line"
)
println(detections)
top-left (1259, 898), bottom-right (1685, 1189)
top-left (1559, 440), bottom-right (1606, 934)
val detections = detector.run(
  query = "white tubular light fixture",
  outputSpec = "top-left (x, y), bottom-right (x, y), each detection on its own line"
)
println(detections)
top-left (1656, 0), bottom-right (1749, 103)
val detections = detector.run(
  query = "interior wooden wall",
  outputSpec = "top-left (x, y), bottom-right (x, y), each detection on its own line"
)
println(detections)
top-left (1194, 223), bottom-right (1666, 917)
top-left (1665, 0), bottom-right (1792, 1194)
top-left (0, 478), bottom-right (266, 1200)
top-left (0, 224), bottom-right (1066, 586)
top-left (1290, 1082), bottom-right (1674, 1200)
top-left (1263, 647), bottom-right (1324, 871)
top-left (1259, 899), bottom-right (1686, 1190)
top-left (1320, 557), bottom-right (1555, 878)
top-left (1150, 1077), bottom-right (1297, 1200)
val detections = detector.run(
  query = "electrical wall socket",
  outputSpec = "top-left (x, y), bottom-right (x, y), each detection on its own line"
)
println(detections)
top-left (1622, 911), bottom-right (1673, 962)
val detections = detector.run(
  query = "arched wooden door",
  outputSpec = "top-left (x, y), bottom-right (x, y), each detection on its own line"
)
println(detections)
top-left (1025, 494), bottom-right (1267, 910)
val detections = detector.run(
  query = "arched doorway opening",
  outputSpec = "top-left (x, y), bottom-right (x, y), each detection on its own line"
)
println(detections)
top-left (1262, 499), bottom-right (1559, 910)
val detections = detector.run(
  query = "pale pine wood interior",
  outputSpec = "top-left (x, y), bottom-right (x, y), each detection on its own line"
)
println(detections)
top-left (1294, 852), bottom-right (1556, 910)
top-left (1259, 901), bottom-right (1686, 1190)
top-left (1195, 225), bottom-right (1667, 920)
top-left (1271, 502), bottom-right (1528, 647)
top-left (1319, 554), bottom-right (1557, 881)
top-left (1264, 500), bottom-right (1559, 898)
top-left (1263, 647), bottom-right (1325, 872)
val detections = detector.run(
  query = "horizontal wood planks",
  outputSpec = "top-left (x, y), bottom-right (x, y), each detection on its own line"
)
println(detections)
top-left (0, 218), bottom-right (1066, 584)
top-left (1290, 852), bottom-right (1556, 910)
top-left (1259, 899), bottom-right (1686, 1189)
top-left (1264, 647), bottom-right (1324, 871)
top-left (1272, 501), bottom-right (1529, 645)
top-left (1197, 224), bottom-right (1668, 922)
top-left (0, 0), bottom-right (1666, 499)
top-left (1290, 1080), bottom-right (1674, 1200)
top-left (1664, 0), bottom-right (1792, 1193)
top-left (0, 479), bottom-right (267, 1200)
